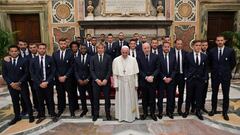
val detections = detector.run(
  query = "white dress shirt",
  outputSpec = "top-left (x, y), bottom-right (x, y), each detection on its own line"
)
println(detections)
top-left (175, 49), bottom-right (183, 74)
top-left (193, 52), bottom-right (201, 65)
top-left (39, 55), bottom-right (46, 81)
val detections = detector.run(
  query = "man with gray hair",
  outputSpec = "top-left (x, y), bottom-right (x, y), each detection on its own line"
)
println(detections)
top-left (112, 46), bottom-right (140, 122)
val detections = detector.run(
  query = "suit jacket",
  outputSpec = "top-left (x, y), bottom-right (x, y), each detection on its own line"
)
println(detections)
top-left (105, 42), bottom-right (118, 59)
top-left (209, 47), bottom-right (236, 80)
top-left (74, 53), bottom-right (91, 81)
top-left (30, 55), bottom-right (56, 86)
top-left (90, 53), bottom-right (112, 81)
top-left (184, 52), bottom-right (208, 81)
top-left (137, 53), bottom-right (160, 86)
top-left (2, 57), bottom-right (28, 87)
top-left (87, 45), bottom-right (97, 56)
top-left (52, 49), bottom-right (74, 78)
top-left (159, 51), bottom-right (177, 80)
top-left (172, 49), bottom-right (187, 75)
top-left (113, 40), bottom-right (129, 56)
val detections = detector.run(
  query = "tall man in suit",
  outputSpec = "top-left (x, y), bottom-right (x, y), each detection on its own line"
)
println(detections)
top-left (2, 45), bottom-right (34, 125)
top-left (129, 39), bottom-right (141, 58)
top-left (158, 42), bottom-right (176, 119)
top-left (26, 43), bottom-right (39, 112)
top-left (30, 43), bottom-right (58, 124)
top-left (105, 33), bottom-right (118, 59)
top-left (70, 41), bottom-right (81, 111)
top-left (201, 40), bottom-right (209, 113)
top-left (52, 38), bottom-right (75, 117)
top-left (208, 35), bottom-right (236, 120)
top-left (182, 40), bottom-right (208, 120)
top-left (90, 43), bottom-right (112, 121)
top-left (151, 37), bottom-right (161, 55)
top-left (173, 39), bottom-right (186, 115)
top-left (88, 37), bottom-right (98, 56)
top-left (74, 44), bottom-right (94, 117)
top-left (85, 34), bottom-right (92, 47)
top-left (137, 43), bottom-right (160, 121)
top-left (114, 32), bottom-right (129, 56)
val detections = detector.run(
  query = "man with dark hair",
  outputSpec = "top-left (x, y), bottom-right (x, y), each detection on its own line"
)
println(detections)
top-left (2, 45), bottom-right (34, 125)
top-left (90, 43), bottom-right (112, 121)
top-left (53, 38), bottom-right (75, 117)
top-left (182, 40), bottom-right (208, 120)
top-left (129, 38), bottom-right (141, 58)
top-left (85, 34), bottom-right (92, 47)
top-left (158, 42), bottom-right (177, 119)
top-left (30, 43), bottom-right (58, 124)
top-left (74, 44), bottom-right (94, 117)
top-left (208, 35), bottom-right (236, 121)
top-left (105, 33), bottom-right (118, 59)
top-left (151, 37), bottom-right (161, 55)
top-left (100, 33), bottom-right (106, 43)
top-left (173, 39), bottom-right (187, 116)
top-left (87, 37), bottom-right (98, 56)
top-left (114, 32), bottom-right (129, 56)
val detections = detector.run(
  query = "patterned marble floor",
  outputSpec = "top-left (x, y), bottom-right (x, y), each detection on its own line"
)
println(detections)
top-left (0, 85), bottom-right (240, 135)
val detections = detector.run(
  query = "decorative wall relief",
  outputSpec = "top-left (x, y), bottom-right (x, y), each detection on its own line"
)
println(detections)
top-left (175, 25), bottom-right (195, 51)
top-left (52, 0), bottom-right (74, 23)
top-left (52, 27), bottom-right (75, 50)
top-left (175, 0), bottom-right (196, 22)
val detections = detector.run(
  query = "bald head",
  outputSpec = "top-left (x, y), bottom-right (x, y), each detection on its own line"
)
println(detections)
top-left (142, 42), bottom-right (151, 55)
top-left (121, 46), bottom-right (129, 58)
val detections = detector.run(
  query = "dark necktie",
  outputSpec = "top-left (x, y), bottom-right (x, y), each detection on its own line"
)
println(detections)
top-left (196, 53), bottom-right (199, 65)
top-left (40, 56), bottom-right (44, 80)
top-left (109, 43), bottom-right (112, 50)
top-left (23, 51), bottom-right (26, 57)
top-left (100, 54), bottom-right (103, 63)
top-left (219, 49), bottom-right (222, 61)
top-left (154, 50), bottom-right (157, 54)
top-left (177, 51), bottom-right (180, 71)
top-left (61, 51), bottom-right (64, 61)
top-left (33, 54), bottom-right (36, 58)
top-left (81, 54), bottom-right (85, 64)
top-left (132, 50), bottom-right (135, 57)
top-left (13, 58), bottom-right (16, 67)
top-left (93, 46), bottom-right (95, 53)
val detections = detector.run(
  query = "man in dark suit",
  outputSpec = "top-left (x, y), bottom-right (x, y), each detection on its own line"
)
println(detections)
top-left (208, 35), bottom-right (236, 121)
top-left (173, 39), bottom-right (187, 115)
top-left (30, 43), bottom-right (58, 124)
top-left (84, 34), bottom-right (92, 47)
top-left (129, 39), bottom-right (141, 58)
top-left (158, 42), bottom-right (176, 119)
top-left (137, 43), bottom-right (160, 121)
top-left (114, 32), bottom-right (129, 56)
top-left (105, 33), bottom-right (118, 59)
top-left (70, 41), bottom-right (81, 111)
top-left (182, 40), bottom-right (208, 120)
top-left (52, 38), bottom-right (75, 117)
top-left (87, 37), bottom-right (98, 56)
top-left (2, 45), bottom-right (34, 125)
top-left (90, 43), bottom-right (112, 121)
top-left (74, 44), bottom-right (94, 117)
top-left (151, 37), bottom-right (161, 55)
top-left (26, 43), bottom-right (39, 113)
top-left (201, 40), bottom-right (209, 113)
top-left (133, 33), bottom-right (142, 47)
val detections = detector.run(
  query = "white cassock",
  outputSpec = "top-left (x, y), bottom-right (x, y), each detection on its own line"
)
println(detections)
top-left (112, 56), bottom-right (140, 122)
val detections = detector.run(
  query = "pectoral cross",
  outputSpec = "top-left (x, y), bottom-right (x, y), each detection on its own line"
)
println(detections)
top-left (123, 70), bottom-right (126, 74)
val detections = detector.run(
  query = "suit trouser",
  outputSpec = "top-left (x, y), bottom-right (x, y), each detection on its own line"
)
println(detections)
top-left (158, 81), bottom-right (175, 114)
top-left (92, 82), bottom-right (111, 116)
top-left (185, 78), bottom-right (204, 112)
top-left (9, 85), bottom-right (33, 118)
top-left (35, 85), bottom-right (55, 117)
top-left (201, 81), bottom-right (209, 109)
top-left (20, 83), bottom-right (30, 113)
top-left (211, 78), bottom-right (230, 114)
top-left (78, 83), bottom-right (94, 114)
top-left (141, 83), bottom-right (156, 115)
top-left (174, 73), bottom-right (185, 111)
top-left (72, 79), bottom-right (79, 110)
top-left (56, 78), bottom-right (75, 114)
top-left (29, 80), bottom-right (39, 111)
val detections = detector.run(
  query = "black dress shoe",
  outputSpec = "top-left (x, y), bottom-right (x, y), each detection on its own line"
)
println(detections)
top-left (167, 113), bottom-right (174, 119)
top-left (52, 116), bottom-right (59, 122)
top-left (9, 117), bottom-right (21, 126)
top-left (106, 114), bottom-right (112, 120)
top-left (196, 112), bottom-right (204, 120)
top-left (208, 110), bottom-right (216, 116)
top-left (141, 114), bottom-right (148, 120)
top-left (36, 117), bottom-right (45, 124)
top-left (57, 111), bottom-right (63, 117)
top-left (80, 110), bottom-right (88, 117)
top-left (182, 112), bottom-right (189, 118)
top-left (157, 114), bottom-right (163, 119)
top-left (150, 114), bottom-right (157, 121)
top-left (223, 114), bottom-right (229, 121)
top-left (29, 116), bottom-right (35, 123)
top-left (191, 108), bottom-right (195, 113)
top-left (92, 116), bottom-right (98, 121)
top-left (201, 108), bottom-right (209, 113)
top-left (178, 110), bottom-right (183, 116)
